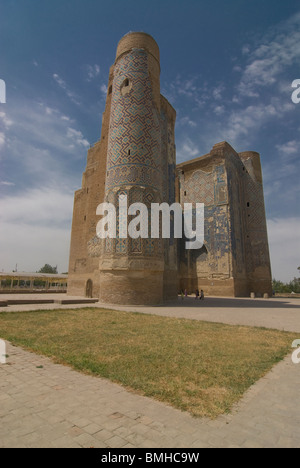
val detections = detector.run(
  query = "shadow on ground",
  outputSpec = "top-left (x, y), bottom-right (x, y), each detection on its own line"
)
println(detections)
top-left (166, 297), bottom-right (300, 310)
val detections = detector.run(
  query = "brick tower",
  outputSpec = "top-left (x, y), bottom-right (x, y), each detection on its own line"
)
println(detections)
top-left (68, 32), bottom-right (177, 304)
top-left (99, 32), bottom-right (177, 305)
top-left (68, 32), bottom-right (272, 302)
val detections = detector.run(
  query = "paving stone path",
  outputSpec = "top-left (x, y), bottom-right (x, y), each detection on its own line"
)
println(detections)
top-left (0, 295), bottom-right (300, 448)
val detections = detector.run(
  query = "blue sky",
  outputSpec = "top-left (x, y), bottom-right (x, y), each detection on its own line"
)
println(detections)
top-left (0, 0), bottom-right (299, 281)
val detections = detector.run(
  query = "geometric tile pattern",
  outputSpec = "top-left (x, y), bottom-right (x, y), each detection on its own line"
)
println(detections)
top-left (106, 49), bottom-right (161, 191)
top-left (103, 187), bottom-right (162, 257)
top-left (87, 236), bottom-right (102, 258)
top-left (185, 170), bottom-right (214, 206)
top-left (116, 190), bottom-right (128, 254)
top-left (160, 109), bottom-right (168, 200)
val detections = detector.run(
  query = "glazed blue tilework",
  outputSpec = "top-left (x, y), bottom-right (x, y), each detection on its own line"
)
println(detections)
top-left (185, 170), bottom-right (214, 206)
top-left (106, 49), bottom-right (161, 190)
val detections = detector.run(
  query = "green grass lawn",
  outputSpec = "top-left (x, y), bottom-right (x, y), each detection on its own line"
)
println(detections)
top-left (0, 308), bottom-right (296, 418)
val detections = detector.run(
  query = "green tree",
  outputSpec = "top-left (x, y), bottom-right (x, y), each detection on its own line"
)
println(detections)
top-left (38, 264), bottom-right (58, 274)
top-left (272, 279), bottom-right (290, 293)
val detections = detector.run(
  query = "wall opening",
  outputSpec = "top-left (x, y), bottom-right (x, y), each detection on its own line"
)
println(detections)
top-left (120, 78), bottom-right (132, 96)
top-left (86, 279), bottom-right (93, 298)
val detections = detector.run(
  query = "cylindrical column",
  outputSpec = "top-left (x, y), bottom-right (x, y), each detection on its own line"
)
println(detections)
top-left (99, 32), bottom-right (165, 305)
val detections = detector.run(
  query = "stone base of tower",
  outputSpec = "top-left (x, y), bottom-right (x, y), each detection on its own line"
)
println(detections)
top-left (99, 269), bottom-right (165, 305)
top-left (67, 271), bottom-right (100, 299)
top-left (248, 279), bottom-right (273, 298)
top-left (163, 270), bottom-right (179, 302)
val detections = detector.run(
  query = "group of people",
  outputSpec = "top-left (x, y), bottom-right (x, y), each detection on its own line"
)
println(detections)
top-left (195, 289), bottom-right (205, 300)
top-left (180, 289), bottom-right (205, 300)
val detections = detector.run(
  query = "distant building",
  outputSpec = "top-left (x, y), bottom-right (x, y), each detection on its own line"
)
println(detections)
top-left (68, 32), bottom-right (272, 304)
top-left (0, 272), bottom-right (68, 293)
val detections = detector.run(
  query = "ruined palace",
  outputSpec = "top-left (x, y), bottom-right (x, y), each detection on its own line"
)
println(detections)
top-left (67, 32), bottom-right (272, 304)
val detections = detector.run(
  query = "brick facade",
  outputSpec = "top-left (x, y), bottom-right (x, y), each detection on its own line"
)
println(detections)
top-left (67, 32), bottom-right (272, 303)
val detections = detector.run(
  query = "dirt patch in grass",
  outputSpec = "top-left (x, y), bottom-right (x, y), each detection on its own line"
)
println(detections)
top-left (0, 308), bottom-right (296, 418)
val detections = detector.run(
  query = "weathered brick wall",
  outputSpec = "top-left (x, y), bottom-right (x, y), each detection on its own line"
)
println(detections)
top-left (160, 95), bottom-right (178, 300)
top-left (177, 146), bottom-right (235, 296)
top-left (97, 32), bottom-right (176, 304)
top-left (238, 152), bottom-right (272, 296)
top-left (67, 66), bottom-right (113, 298)
top-left (177, 142), bottom-right (272, 297)
top-left (68, 33), bottom-right (272, 302)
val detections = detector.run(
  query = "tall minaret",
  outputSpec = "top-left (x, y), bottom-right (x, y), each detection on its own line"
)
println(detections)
top-left (99, 32), bottom-right (176, 305)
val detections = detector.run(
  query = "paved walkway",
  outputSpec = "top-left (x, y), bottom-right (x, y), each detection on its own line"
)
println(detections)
top-left (0, 342), bottom-right (299, 448)
top-left (2, 294), bottom-right (300, 333)
top-left (1, 294), bottom-right (300, 448)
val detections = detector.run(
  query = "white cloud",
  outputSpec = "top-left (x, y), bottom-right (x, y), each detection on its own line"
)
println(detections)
top-left (0, 110), bottom-right (13, 149)
top-left (242, 45), bottom-right (250, 55)
top-left (177, 138), bottom-right (200, 162)
top-left (0, 223), bottom-right (71, 274)
top-left (67, 127), bottom-right (90, 149)
top-left (214, 105), bottom-right (225, 116)
top-left (212, 85), bottom-right (225, 101)
top-left (178, 116), bottom-right (197, 128)
top-left (163, 75), bottom-right (210, 109)
top-left (0, 111), bottom-right (13, 128)
top-left (216, 103), bottom-right (278, 146)
top-left (8, 100), bottom-right (89, 161)
top-left (267, 217), bottom-right (300, 282)
top-left (0, 188), bottom-right (74, 273)
top-left (100, 84), bottom-right (108, 96)
top-left (87, 64), bottom-right (100, 81)
top-left (238, 12), bottom-right (300, 98)
top-left (0, 181), bottom-right (15, 186)
top-left (0, 95), bottom-right (90, 273)
top-left (0, 95), bottom-right (90, 256)
top-left (276, 140), bottom-right (299, 159)
top-left (0, 187), bottom-right (73, 227)
top-left (53, 73), bottom-right (66, 89)
top-left (0, 132), bottom-right (5, 149)
top-left (53, 73), bottom-right (80, 105)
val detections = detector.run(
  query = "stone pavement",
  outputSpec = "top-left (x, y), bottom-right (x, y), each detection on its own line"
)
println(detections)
top-left (99, 296), bottom-right (300, 333)
top-left (1, 294), bottom-right (300, 448)
top-left (1, 294), bottom-right (300, 333)
top-left (0, 342), bottom-right (299, 448)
